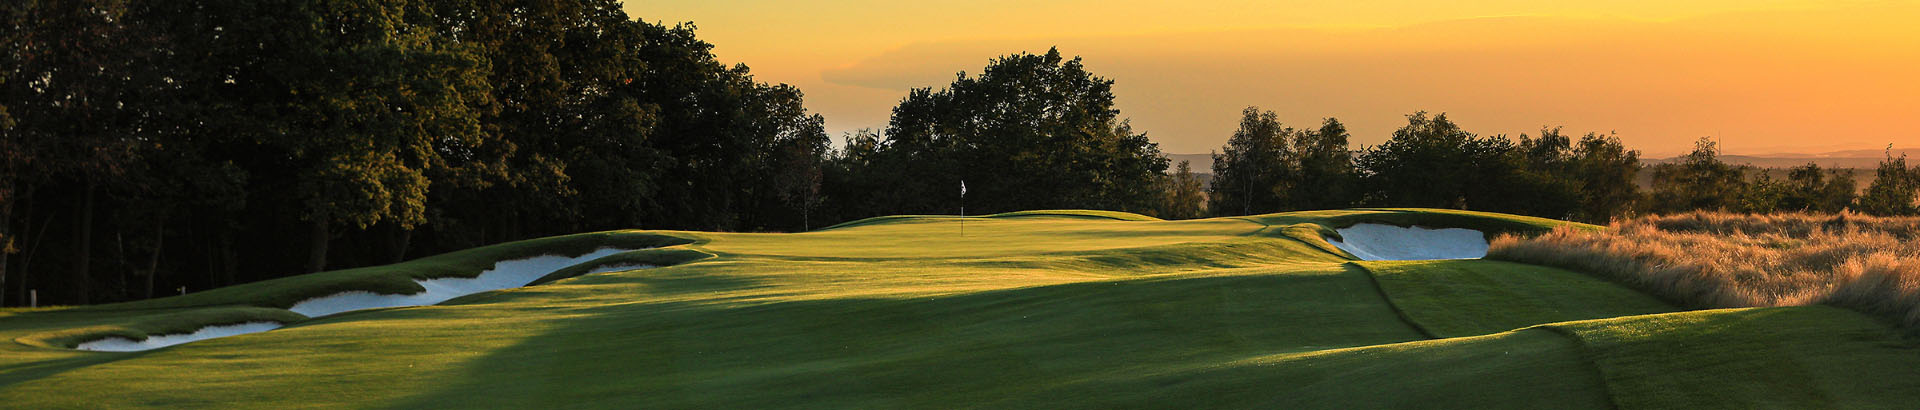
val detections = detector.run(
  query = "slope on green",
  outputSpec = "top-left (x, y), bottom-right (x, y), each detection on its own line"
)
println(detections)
top-left (1358, 259), bottom-right (1678, 337)
top-left (1543, 306), bottom-right (1920, 410)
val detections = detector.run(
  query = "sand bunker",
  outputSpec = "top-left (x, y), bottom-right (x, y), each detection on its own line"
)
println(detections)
top-left (75, 322), bottom-right (284, 352)
top-left (1327, 224), bottom-right (1489, 260)
top-left (289, 247), bottom-right (639, 318)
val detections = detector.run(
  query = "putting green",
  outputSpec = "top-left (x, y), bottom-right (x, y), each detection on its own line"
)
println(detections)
top-left (0, 209), bottom-right (1910, 409)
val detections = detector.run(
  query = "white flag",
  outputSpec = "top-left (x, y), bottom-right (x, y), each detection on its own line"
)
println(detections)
top-left (961, 180), bottom-right (967, 196)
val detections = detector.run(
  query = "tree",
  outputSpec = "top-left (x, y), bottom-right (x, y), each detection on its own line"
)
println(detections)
top-left (1781, 163), bottom-right (1856, 213)
top-left (857, 48), bottom-right (1167, 216)
top-left (771, 125), bottom-right (829, 231)
top-left (0, 0), bottom-right (23, 306)
top-left (1649, 138), bottom-right (1747, 213)
top-left (1289, 118), bottom-right (1358, 211)
top-left (1158, 160), bottom-right (1207, 219)
top-left (1209, 107), bottom-right (1294, 215)
top-left (1570, 133), bottom-right (1642, 222)
top-left (5, 0), bottom-right (150, 303)
top-left (1738, 172), bottom-right (1789, 214)
top-left (1857, 151), bottom-right (1919, 216)
top-left (1468, 130), bottom-right (1579, 218)
top-left (1356, 112), bottom-right (1483, 209)
top-left (0, 0), bottom-right (852, 306)
top-left (266, 0), bottom-right (491, 272)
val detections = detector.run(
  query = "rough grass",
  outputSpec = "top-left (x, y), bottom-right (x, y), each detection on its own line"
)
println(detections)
top-left (1488, 211), bottom-right (1920, 327)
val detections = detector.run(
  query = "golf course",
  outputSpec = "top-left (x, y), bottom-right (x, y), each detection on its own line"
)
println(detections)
top-left (2, 208), bottom-right (1915, 408)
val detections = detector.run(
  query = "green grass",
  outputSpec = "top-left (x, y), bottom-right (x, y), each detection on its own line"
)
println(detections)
top-left (1359, 259), bottom-right (1678, 337)
top-left (0, 208), bottom-right (1911, 408)
top-left (1544, 306), bottom-right (1920, 410)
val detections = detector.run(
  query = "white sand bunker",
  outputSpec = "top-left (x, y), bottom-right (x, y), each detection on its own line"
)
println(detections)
top-left (75, 322), bottom-right (284, 352)
top-left (289, 247), bottom-right (639, 318)
top-left (1327, 224), bottom-right (1489, 261)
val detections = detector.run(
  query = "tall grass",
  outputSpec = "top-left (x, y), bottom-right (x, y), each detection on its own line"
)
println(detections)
top-left (1488, 212), bottom-right (1920, 327)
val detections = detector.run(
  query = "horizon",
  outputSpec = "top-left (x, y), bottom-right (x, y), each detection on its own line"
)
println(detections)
top-left (623, 0), bottom-right (1920, 157)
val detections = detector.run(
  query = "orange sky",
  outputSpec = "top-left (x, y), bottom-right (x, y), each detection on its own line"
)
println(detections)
top-left (623, 1), bottom-right (1920, 157)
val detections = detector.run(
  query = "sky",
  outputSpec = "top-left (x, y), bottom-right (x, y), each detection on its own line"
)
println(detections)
top-left (622, 1), bottom-right (1920, 157)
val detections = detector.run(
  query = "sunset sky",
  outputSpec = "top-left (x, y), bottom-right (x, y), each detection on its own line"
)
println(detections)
top-left (624, 1), bottom-right (1919, 157)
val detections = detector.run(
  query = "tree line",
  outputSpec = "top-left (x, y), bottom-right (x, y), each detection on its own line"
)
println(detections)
top-left (1196, 108), bottom-right (1920, 221)
top-left (1, 0), bottom-right (838, 306)
top-left (3, 1), bottom-right (1916, 306)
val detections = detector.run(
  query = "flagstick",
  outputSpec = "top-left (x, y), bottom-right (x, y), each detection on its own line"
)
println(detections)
top-left (960, 180), bottom-right (967, 237)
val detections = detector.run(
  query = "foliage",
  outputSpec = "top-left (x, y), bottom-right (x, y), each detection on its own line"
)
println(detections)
top-left (1566, 134), bottom-right (1641, 221)
top-left (1292, 118), bottom-right (1360, 210)
top-left (1209, 107), bottom-right (1297, 215)
top-left (0, 0), bottom-right (832, 305)
top-left (1355, 112), bottom-right (1492, 209)
top-left (1781, 163), bottom-right (1857, 213)
top-left (1857, 151), bottom-right (1920, 216)
top-left (1156, 160), bottom-right (1207, 219)
top-left (1648, 138), bottom-right (1749, 212)
top-left (834, 48), bottom-right (1168, 218)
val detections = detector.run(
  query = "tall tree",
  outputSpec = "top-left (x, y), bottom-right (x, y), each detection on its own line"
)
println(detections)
top-left (860, 48), bottom-right (1166, 216)
top-left (770, 123), bottom-right (829, 231)
top-left (1209, 107), bottom-right (1294, 215)
top-left (1289, 118), bottom-right (1358, 211)
top-left (1356, 112), bottom-right (1482, 209)
top-left (1158, 160), bottom-right (1207, 219)
top-left (1570, 133), bottom-right (1641, 222)
top-left (1468, 130), bottom-right (1577, 218)
top-left (0, 0), bottom-right (23, 306)
top-left (5, 0), bottom-right (149, 303)
top-left (169, 0), bottom-right (491, 272)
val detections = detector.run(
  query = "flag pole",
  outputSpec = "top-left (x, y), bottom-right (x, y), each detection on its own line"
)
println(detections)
top-left (960, 180), bottom-right (966, 237)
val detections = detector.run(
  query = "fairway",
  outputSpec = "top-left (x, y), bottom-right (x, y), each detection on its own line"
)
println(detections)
top-left (1, 209), bottom-right (1914, 409)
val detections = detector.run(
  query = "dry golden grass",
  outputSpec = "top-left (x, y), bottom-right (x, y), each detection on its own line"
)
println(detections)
top-left (1488, 212), bottom-right (1920, 326)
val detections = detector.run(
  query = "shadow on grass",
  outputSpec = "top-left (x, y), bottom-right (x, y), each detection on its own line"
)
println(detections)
top-left (382, 268), bottom-right (1432, 408)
